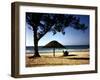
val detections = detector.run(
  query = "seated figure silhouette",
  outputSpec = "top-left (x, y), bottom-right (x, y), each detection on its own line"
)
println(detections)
top-left (63, 50), bottom-right (69, 56)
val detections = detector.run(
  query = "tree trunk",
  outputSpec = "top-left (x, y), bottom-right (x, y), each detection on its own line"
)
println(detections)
top-left (33, 27), bottom-right (40, 57)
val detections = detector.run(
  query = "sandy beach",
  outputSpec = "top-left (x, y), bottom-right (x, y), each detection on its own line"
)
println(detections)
top-left (26, 51), bottom-right (89, 67)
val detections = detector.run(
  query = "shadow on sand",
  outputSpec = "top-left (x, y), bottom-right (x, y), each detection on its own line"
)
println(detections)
top-left (65, 54), bottom-right (77, 56)
top-left (67, 57), bottom-right (89, 60)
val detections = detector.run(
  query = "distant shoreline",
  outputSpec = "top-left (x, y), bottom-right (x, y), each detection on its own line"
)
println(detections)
top-left (26, 45), bottom-right (89, 47)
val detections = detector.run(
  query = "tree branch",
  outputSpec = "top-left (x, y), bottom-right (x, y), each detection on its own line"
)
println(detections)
top-left (37, 26), bottom-right (52, 41)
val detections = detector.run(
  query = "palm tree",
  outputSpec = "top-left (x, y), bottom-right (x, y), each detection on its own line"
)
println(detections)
top-left (26, 13), bottom-right (88, 57)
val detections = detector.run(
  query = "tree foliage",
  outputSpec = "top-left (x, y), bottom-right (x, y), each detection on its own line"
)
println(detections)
top-left (26, 13), bottom-right (88, 40)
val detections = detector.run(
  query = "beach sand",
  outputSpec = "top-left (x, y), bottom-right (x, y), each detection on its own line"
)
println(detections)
top-left (26, 51), bottom-right (89, 67)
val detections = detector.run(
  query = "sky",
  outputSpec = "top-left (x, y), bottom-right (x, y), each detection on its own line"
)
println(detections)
top-left (26, 14), bottom-right (89, 46)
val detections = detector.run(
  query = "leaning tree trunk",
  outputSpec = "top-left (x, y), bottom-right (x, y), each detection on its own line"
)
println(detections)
top-left (33, 27), bottom-right (40, 57)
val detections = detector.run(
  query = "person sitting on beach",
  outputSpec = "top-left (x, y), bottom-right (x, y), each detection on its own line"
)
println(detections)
top-left (63, 50), bottom-right (69, 56)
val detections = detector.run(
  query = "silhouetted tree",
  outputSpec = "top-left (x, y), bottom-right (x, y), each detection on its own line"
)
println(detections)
top-left (26, 13), bottom-right (88, 57)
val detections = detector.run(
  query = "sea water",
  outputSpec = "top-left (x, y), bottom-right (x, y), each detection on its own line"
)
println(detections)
top-left (26, 45), bottom-right (89, 53)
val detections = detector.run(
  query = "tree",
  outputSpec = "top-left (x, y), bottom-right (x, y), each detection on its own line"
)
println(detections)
top-left (26, 13), bottom-right (88, 57)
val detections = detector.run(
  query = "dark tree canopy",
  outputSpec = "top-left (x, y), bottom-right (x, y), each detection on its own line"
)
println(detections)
top-left (26, 12), bottom-right (88, 40)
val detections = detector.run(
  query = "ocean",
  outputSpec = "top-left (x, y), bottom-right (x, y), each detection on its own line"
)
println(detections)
top-left (26, 45), bottom-right (89, 53)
